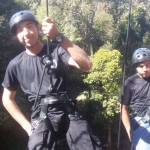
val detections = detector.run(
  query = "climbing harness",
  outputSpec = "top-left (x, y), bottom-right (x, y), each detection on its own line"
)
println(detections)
top-left (132, 89), bottom-right (150, 131)
top-left (31, 0), bottom-right (81, 131)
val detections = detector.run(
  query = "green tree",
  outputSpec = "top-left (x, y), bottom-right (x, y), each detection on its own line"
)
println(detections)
top-left (114, 3), bottom-right (150, 77)
top-left (92, 12), bottom-right (114, 52)
top-left (0, 1), bottom-right (32, 149)
top-left (0, 0), bottom-right (32, 85)
top-left (36, 0), bottom-right (98, 55)
top-left (84, 48), bottom-right (122, 149)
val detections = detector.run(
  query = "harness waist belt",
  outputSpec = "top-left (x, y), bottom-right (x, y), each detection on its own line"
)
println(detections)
top-left (31, 94), bottom-right (78, 129)
top-left (40, 96), bottom-right (60, 105)
top-left (31, 111), bottom-right (47, 128)
top-left (134, 119), bottom-right (149, 131)
top-left (134, 106), bottom-right (150, 130)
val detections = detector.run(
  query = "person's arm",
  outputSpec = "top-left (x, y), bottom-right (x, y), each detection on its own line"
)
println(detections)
top-left (121, 104), bottom-right (132, 141)
top-left (2, 88), bottom-right (32, 136)
top-left (42, 17), bottom-right (92, 71)
top-left (60, 37), bottom-right (92, 71)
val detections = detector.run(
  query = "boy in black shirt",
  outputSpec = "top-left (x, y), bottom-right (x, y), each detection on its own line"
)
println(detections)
top-left (118, 48), bottom-right (150, 150)
top-left (2, 10), bottom-right (101, 150)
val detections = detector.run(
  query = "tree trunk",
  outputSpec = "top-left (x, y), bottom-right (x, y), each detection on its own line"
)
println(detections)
top-left (108, 121), bottom-right (112, 150)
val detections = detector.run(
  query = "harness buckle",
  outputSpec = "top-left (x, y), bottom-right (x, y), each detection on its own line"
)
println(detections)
top-left (41, 96), bottom-right (60, 105)
top-left (32, 120), bottom-right (39, 129)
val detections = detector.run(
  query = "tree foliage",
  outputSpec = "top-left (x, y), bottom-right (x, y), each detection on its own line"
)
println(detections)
top-left (1, 0), bottom-right (150, 149)
top-left (36, 0), bottom-right (98, 55)
top-left (84, 48), bottom-right (122, 119)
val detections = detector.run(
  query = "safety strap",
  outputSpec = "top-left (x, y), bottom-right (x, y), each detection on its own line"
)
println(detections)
top-left (60, 93), bottom-right (81, 118)
top-left (139, 106), bottom-right (150, 123)
top-left (40, 95), bottom-right (60, 105)
top-left (31, 110), bottom-right (46, 129)
top-left (136, 94), bottom-right (150, 117)
top-left (32, 94), bottom-right (80, 129)
top-left (131, 94), bottom-right (150, 132)
top-left (133, 106), bottom-right (150, 131)
top-left (32, 95), bottom-right (60, 129)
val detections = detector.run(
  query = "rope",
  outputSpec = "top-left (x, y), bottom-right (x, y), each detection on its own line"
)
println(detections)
top-left (117, 0), bottom-right (132, 149)
top-left (33, 0), bottom-right (53, 111)
top-left (46, 0), bottom-right (50, 55)
top-left (33, 65), bottom-right (47, 110)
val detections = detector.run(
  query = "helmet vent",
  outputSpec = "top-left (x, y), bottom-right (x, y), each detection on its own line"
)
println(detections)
top-left (13, 15), bottom-right (17, 19)
top-left (132, 48), bottom-right (150, 64)
top-left (137, 55), bottom-right (140, 58)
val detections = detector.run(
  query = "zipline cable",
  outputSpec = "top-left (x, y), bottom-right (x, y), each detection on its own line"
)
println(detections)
top-left (46, 0), bottom-right (50, 55)
top-left (117, 0), bottom-right (132, 149)
top-left (45, 0), bottom-right (54, 64)
top-left (33, 0), bottom-right (54, 110)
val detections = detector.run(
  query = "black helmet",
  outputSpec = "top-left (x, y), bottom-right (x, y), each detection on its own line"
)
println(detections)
top-left (132, 48), bottom-right (150, 64)
top-left (9, 10), bottom-right (38, 34)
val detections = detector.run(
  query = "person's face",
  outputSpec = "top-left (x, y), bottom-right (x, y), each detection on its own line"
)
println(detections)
top-left (16, 20), bottom-right (40, 48)
top-left (136, 60), bottom-right (150, 78)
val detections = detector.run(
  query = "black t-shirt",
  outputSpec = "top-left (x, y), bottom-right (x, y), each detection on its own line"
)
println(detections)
top-left (2, 44), bottom-right (70, 103)
top-left (118, 74), bottom-right (150, 116)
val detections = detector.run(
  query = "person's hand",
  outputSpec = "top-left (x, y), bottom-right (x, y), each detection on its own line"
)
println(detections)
top-left (127, 128), bottom-right (132, 142)
top-left (42, 17), bottom-right (59, 40)
top-left (23, 122), bottom-right (32, 136)
top-left (26, 126), bottom-right (33, 136)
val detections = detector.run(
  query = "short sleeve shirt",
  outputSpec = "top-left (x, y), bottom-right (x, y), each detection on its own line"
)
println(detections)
top-left (118, 74), bottom-right (150, 116)
top-left (2, 44), bottom-right (70, 102)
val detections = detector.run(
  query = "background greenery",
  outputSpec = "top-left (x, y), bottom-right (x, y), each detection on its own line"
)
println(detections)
top-left (0, 0), bottom-right (150, 149)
